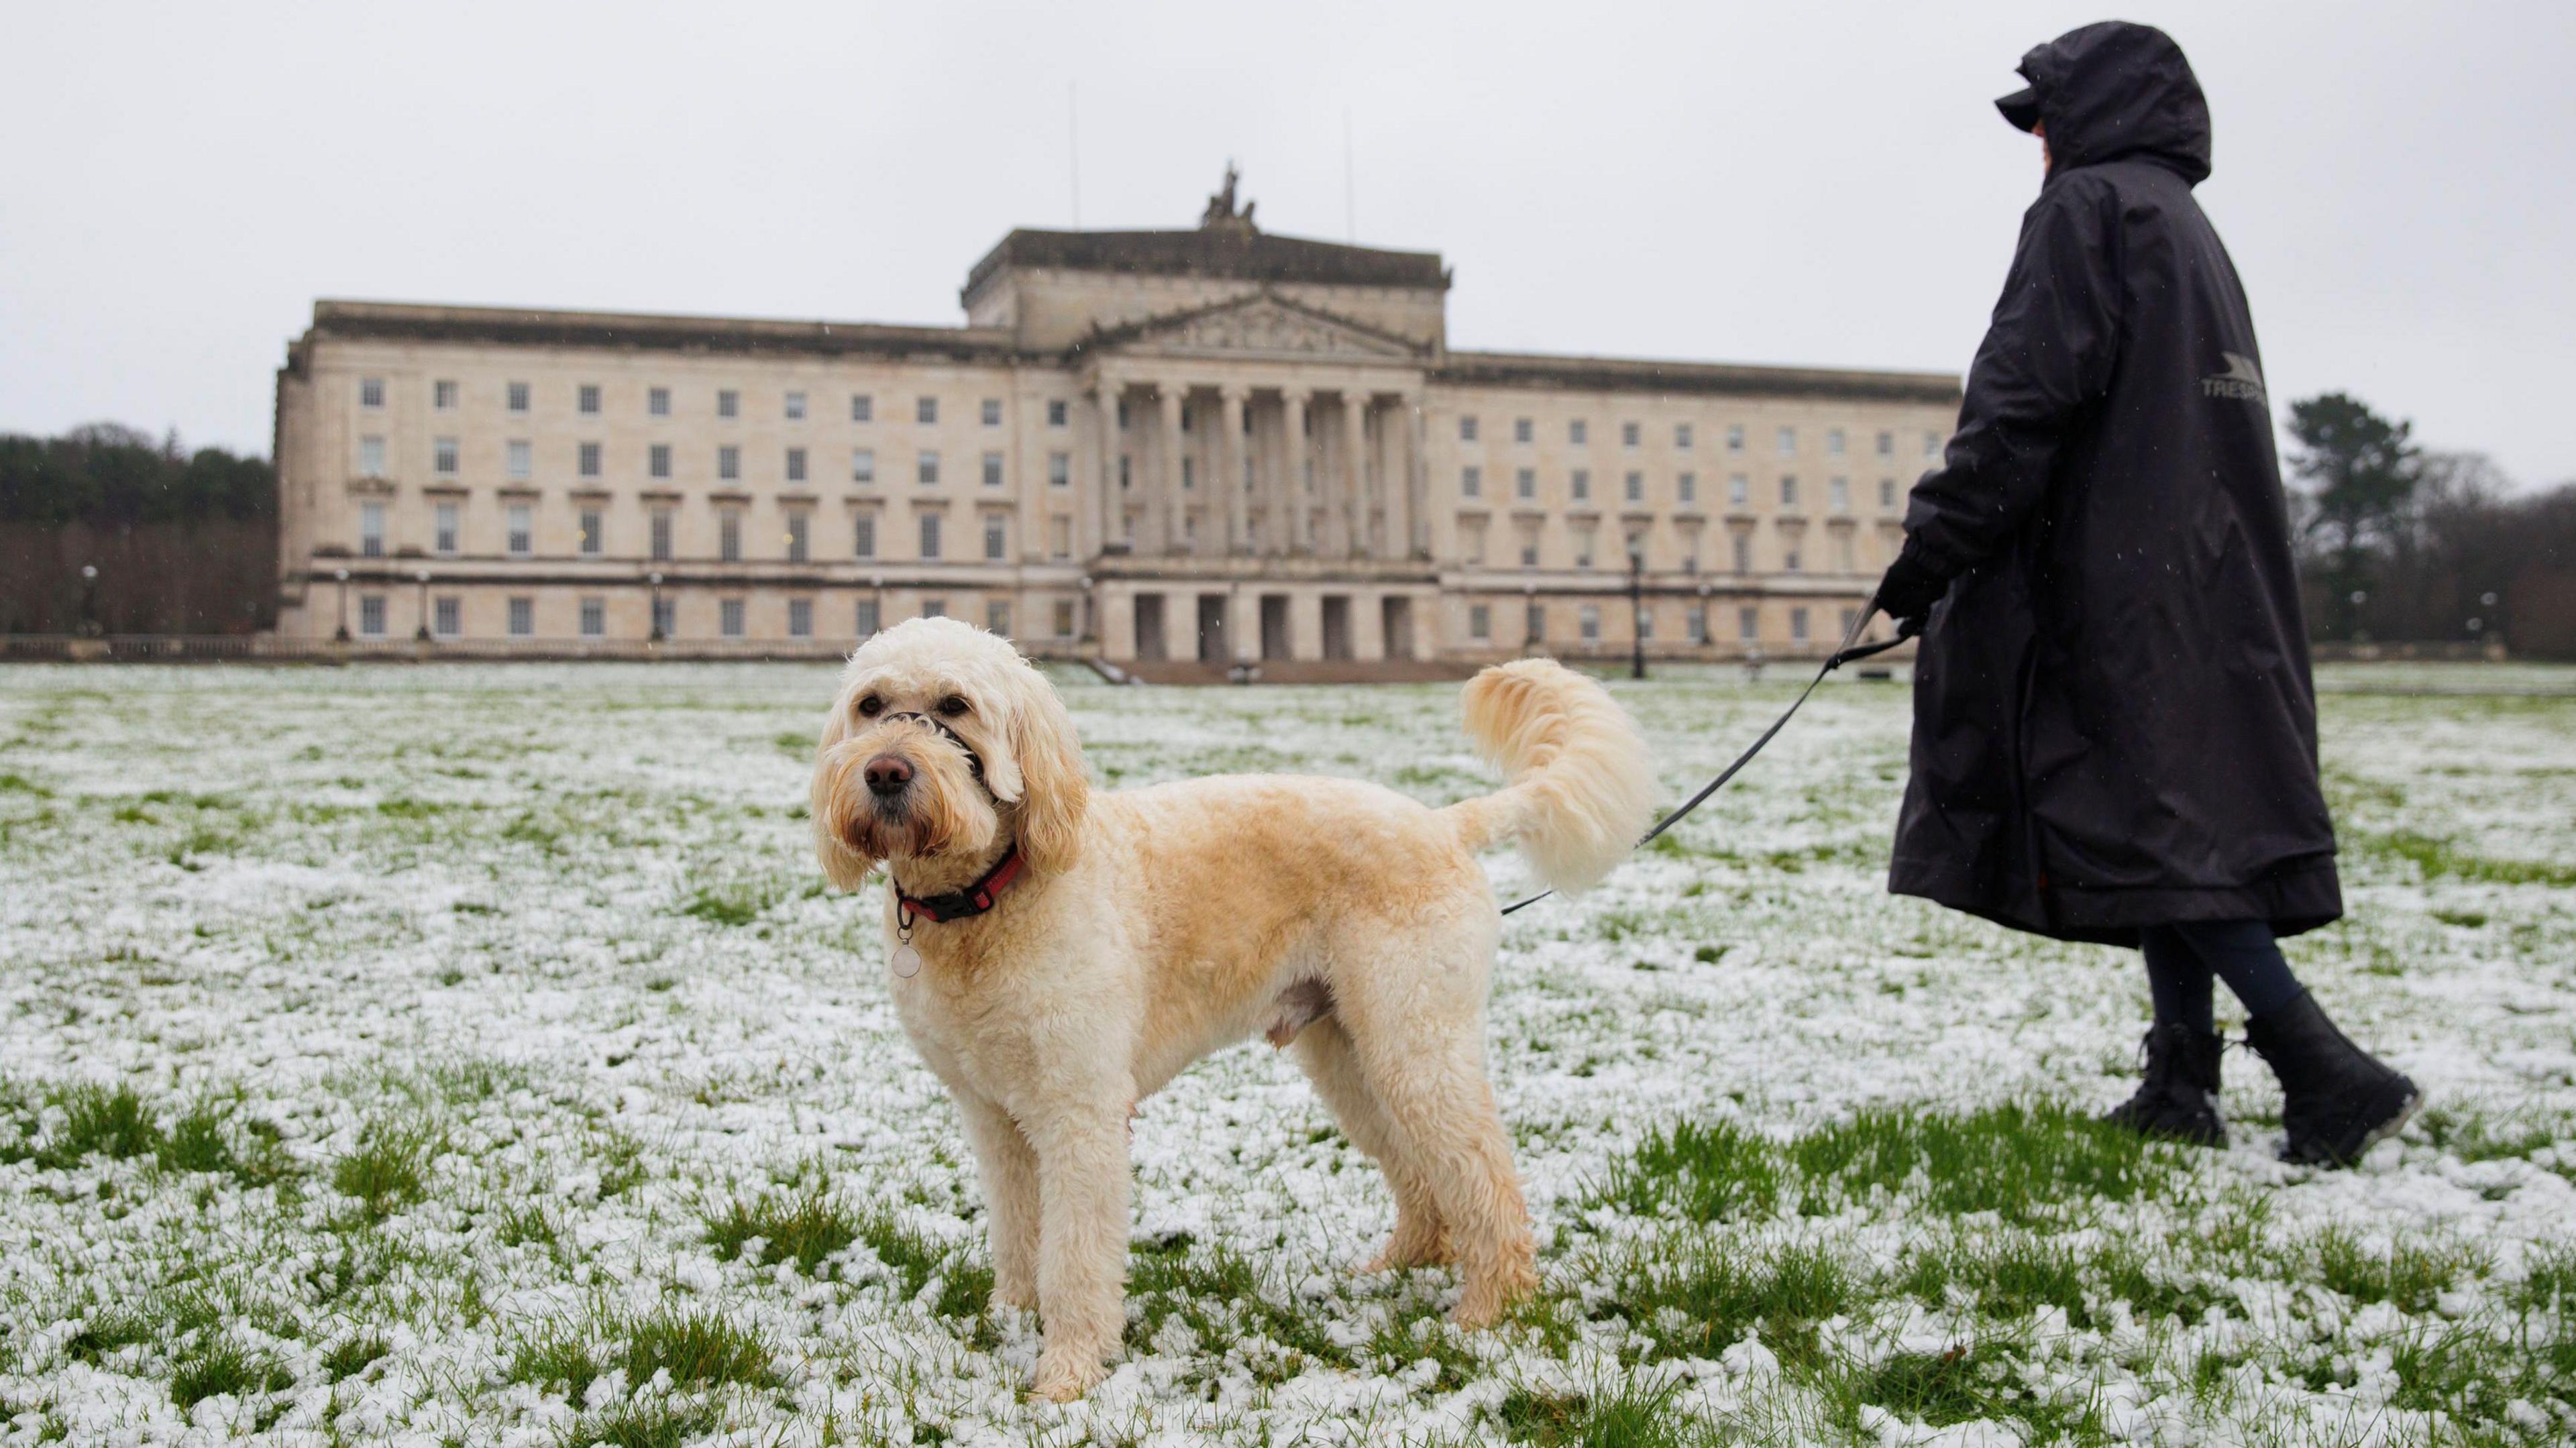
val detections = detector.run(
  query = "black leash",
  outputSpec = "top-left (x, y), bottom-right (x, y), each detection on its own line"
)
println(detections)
top-left (1498, 612), bottom-right (1914, 917)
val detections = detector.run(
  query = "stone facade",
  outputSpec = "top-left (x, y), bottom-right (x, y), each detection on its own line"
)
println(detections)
top-left (272, 189), bottom-right (1958, 667)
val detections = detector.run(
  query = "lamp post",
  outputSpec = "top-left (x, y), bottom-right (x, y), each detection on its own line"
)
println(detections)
top-left (647, 571), bottom-right (665, 643)
top-left (1698, 579), bottom-right (1714, 657)
top-left (1521, 580), bottom-right (1538, 655)
top-left (1077, 573), bottom-right (1094, 645)
top-left (871, 572), bottom-right (887, 636)
top-left (414, 570), bottom-right (433, 642)
top-left (1628, 547), bottom-right (1647, 681)
top-left (78, 564), bottom-right (99, 638)
top-left (333, 568), bottom-right (351, 643)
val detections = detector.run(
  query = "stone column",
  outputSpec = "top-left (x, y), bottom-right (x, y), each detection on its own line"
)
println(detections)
top-left (1340, 394), bottom-right (1368, 559)
top-left (1155, 384), bottom-right (1186, 555)
top-left (1281, 389), bottom-right (1311, 555)
top-left (1389, 390), bottom-right (1419, 560)
top-left (1219, 386), bottom-right (1249, 556)
top-left (1091, 378), bottom-right (1123, 554)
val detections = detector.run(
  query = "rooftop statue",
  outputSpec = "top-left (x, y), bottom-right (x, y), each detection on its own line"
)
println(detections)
top-left (1201, 162), bottom-right (1257, 232)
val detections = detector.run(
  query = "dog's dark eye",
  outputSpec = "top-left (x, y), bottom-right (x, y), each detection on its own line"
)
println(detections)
top-left (937, 695), bottom-right (970, 718)
top-left (857, 695), bottom-right (883, 718)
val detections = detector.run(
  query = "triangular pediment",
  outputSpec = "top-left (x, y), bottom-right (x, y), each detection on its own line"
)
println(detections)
top-left (1091, 291), bottom-right (1425, 364)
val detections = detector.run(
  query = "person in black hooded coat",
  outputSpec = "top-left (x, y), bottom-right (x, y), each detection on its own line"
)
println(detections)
top-left (1870, 21), bottom-right (2420, 1166)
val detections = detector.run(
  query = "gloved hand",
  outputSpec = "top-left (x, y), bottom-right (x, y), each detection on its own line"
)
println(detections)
top-left (1871, 546), bottom-right (1950, 638)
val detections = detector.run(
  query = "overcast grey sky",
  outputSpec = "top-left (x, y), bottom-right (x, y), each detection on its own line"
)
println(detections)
top-left (5, 1), bottom-right (2571, 485)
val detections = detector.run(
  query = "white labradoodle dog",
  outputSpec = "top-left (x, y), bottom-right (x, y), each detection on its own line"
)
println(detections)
top-left (810, 617), bottom-right (1654, 1400)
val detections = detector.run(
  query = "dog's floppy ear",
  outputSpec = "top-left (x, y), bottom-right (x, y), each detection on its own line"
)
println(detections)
top-left (810, 696), bottom-right (877, 890)
top-left (1003, 674), bottom-right (1088, 876)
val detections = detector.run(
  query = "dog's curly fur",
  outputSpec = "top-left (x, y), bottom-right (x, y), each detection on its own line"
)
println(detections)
top-left (811, 617), bottom-right (1655, 1400)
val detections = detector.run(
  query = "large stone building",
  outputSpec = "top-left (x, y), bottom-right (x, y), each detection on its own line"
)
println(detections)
top-left (272, 177), bottom-right (1959, 669)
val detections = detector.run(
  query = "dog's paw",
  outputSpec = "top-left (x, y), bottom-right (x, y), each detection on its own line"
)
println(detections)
top-left (1359, 1224), bottom-right (1452, 1274)
top-left (1448, 1264), bottom-right (1538, 1329)
top-left (1029, 1347), bottom-right (1109, 1402)
top-left (989, 1279), bottom-right (1039, 1314)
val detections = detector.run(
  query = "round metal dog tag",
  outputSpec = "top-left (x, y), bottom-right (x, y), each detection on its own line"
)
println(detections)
top-left (890, 944), bottom-right (922, 979)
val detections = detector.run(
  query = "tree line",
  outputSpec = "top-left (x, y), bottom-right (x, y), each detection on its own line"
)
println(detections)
top-left (0, 426), bottom-right (278, 634)
top-left (0, 423), bottom-right (274, 526)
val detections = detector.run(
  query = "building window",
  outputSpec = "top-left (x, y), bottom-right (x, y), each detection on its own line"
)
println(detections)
top-left (1460, 415), bottom-right (1479, 441)
top-left (1880, 478), bottom-right (1898, 509)
top-left (580, 384), bottom-right (601, 415)
top-left (917, 396), bottom-right (938, 425)
top-left (1465, 520), bottom-right (1488, 564)
top-left (1513, 417), bottom-right (1533, 444)
top-left (918, 451), bottom-right (940, 486)
top-left (434, 596), bottom-right (460, 637)
top-left (854, 513), bottom-right (876, 558)
top-left (717, 390), bottom-right (739, 419)
top-left (650, 508), bottom-right (673, 561)
top-left (1729, 474), bottom-right (1750, 507)
top-left (579, 441), bottom-right (601, 478)
top-left (785, 390), bottom-right (806, 421)
top-left (1462, 465), bottom-right (1482, 498)
top-left (981, 398), bottom-right (1002, 427)
top-left (358, 595), bottom-right (386, 636)
top-left (1784, 544), bottom-right (1803, 572)
top-left (1739, 606), bottom-right (1759, 643)
top-left (788, 598), bottom-right (812, 638)
top-left (855, 598), bottom-right (880, 636)
top-left (359, 502), bottom-right (386, 557)
top-left (1049, 515), bottom-right (1071, 559)
top-left (1836, 531), bottom-right (1858, 573)
top-left (360, 377), bottom-right (385, 409)
top-left (579, 507), bottom-right (603, 555)
top-left (1781, 476), bottom-right (1799, 508)
top-left (1828, 429), bottom-right (1846, 457)
top-left (506, 440), bottom-right (532, 481)
top-left (506, 504), bottom-right (533, 557)
top-left (649, 443), bottom-right (671, 479)
top-left (987, 600), bottom-right (1010, 636)
top-left (786, 510), bottom-right (809, 562)
top-left (1727, 424), bottom-right (1746, 453)
top-left (434, 437), bottom-right (459, 476)
top-left (982, 451), bottom-right (1004, 488)
top-left (580, 598), bottom-right (606, 638)
top-left (1570, 469), bottom-right (1590, 502)
top-left (852, 448), bottom-right (876, 483)
top-left (1049, 452), bottom-right (1070, 488)
top-left (1829, 477), bottom-right (1850, 513)
top-left (1526, 602), bottom-right (1546, 642)
top-left (1118, 400), bottom-right (1131, 429)
top-left (508, 597), bottom-right (534, 636)
top-left (720, 598), bottom-right (745, 637)
top-left (1678, 471), bottom-right (1697, 505)
top-left (719, 510), bottom-right (742, 562)
top-left (786, 447), bottom-right (808, 483)
top-left (1052, 599), bottom-right (1076, 637)
top-left (507, 382), bottom-right (531, 413)
top-left (649, 386), bottom-right (671, 417)
top-left (1621, 421), bottom-right (1640, 447)
top-left (434, 502), bottom-right (460, 555)
top-left (1569, 419), bottom-right (1588, 446)
top-left (1575, 530), bottom-right (1595, 569)
top-left (1638, 607), bottom-right (1654, 641)
top-left (652, 596), bottom-right (676, 638)
top-left (1047, 399), bottom-right (1069, 428)
top-left (358, 437), bottom-right (386, 478)
top-left (435, 380), bottom-right (459, 410)
top-left (1876, 430), bottom-right (1894, 457)
top-left (851, 394), bottom-right (873, 423)
top-left (1676, 423), bottom-right (1694, 449)
top-left (983, 514), bottom-right (1007, 560)
top-left (718, 445), bottom-right (740, 481)
top-left (1688, 606), bottom-right (1709, 645)
top-left (1790, 607), bottom-right (1811, 643)
top-left (920, 598), bottom-right (946, 620)
top-left (1516, 467), bottom-right (1536, 501)
top-left (1520, 541), bottom-right (1539, 568)
top-left (1924, 431), bottom-right (1942, 457)
top-left (1777, 427), bottom-right (1796, 456)
top-left (918, 512), bottom-right (942, 559)
top-left (1624, 471), bottom-right (1644, 503)
top-left (1579, 605), bottom-right (1601, 642)
top-left (1181, 457), bottom-right (1195, 492)
top-left (1468, 603), bottom-right (1491, 641)
top-left (1732, 533), bottom-right (1752, 573)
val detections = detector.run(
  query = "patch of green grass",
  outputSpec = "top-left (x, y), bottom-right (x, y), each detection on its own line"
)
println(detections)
top-left (2314, 1228), bottom-right (2486, 1313)
top-left (2415, 1104), bottom-right (2572, 1164)
top-left (1497, 1376), bottom-right (1704, 1446)
top-left (1821, 1341), bottom-right (2100, 1441)
top-left (578, 1402), bottom-right (722, 1448)
top-left (2515, 1243), bottom-right (2576, 1313)
top-left (321, 1334), bottom-right (390, 1382)
top-left (1126, 1232), bottom-right (1344, 1366)
top-left (1592, 1118), bottom-right (1780, 1224)
top-left (706, 1189), bottom-right (859, 1276)
top-left (0, 772), bottom-right (52, 797)
top-left (1791, 1101), bottom-right (2177, 1223)
top-left (680, 881), bottom-right (777, 927)
top-left (496, 1203), bottom-right (559, 1249)
top-left (169, 1337), bottom-right (291, 1410)
top-left (855, 1209), bottom-right (993, 1320)
top-left (1600, 1237), bottom-right (1853, 1369)
top-left (617, 1308), bottom-right (773, 1389)
top-left (331, 1122), bottom-right (437, 1222)
top-left (65, 1308), bottom-right (155, 1365)
top-left (2368, 830), bottom-right (2576, 889)
top-left (1899, 1235), bottom-right (2235, 1331)
top-left (509, 1322), bottom-right (602, 1403)
top-left (52, 1082), bottom-right (162, 1164)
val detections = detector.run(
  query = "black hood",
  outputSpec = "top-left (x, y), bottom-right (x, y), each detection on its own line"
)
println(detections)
top-left (1996, 21), bottom-right (2211, 185)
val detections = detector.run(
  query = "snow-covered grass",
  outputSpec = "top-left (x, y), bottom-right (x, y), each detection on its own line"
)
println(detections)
top-left (1, 660), bottom-right (2571, 1447)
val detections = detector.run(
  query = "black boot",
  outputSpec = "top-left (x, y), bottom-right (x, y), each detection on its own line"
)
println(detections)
top-left (2102, 1022), bottom-right (2226, 1148)
top-left (2245, 991), bottom-right (2421, 1168)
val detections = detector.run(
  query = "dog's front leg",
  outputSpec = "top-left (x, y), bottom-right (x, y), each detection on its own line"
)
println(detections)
top-left (1024, 1099), bottom-right (1132, 1401)
top-left (953, 1092), bottom-right (1040, 1313)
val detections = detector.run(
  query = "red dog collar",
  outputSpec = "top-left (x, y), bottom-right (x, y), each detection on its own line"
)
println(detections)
top-left (896, 846), bottom-right (1024, 926)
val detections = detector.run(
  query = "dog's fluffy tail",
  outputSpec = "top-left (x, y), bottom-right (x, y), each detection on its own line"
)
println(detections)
top-left (1446, 659), bottom-right (1657, 895)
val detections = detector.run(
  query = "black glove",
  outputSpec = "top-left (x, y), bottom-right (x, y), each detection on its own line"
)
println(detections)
top-left (1871, 546), bottom-right (1950, 638)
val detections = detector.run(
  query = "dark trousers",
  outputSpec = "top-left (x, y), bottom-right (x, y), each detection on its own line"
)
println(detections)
top-left (2140, 920), bottom-right (2307, 1036)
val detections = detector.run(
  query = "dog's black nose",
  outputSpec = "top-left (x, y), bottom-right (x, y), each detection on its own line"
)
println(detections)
top-left (863, 754), bottom-right (914, 797)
